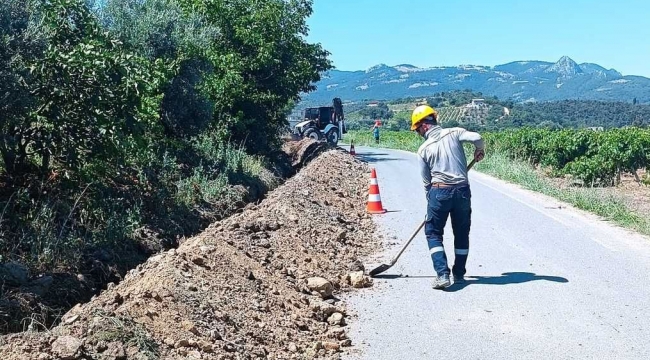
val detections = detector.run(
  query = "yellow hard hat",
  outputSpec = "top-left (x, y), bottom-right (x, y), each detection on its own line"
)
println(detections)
top-left (411, 105), bottom-right (437, 130)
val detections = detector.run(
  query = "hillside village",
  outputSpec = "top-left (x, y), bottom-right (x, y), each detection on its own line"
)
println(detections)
top-left (289, 94), bottom-right (511, 133)
top-left (289, 89), bottom-right (650, 132)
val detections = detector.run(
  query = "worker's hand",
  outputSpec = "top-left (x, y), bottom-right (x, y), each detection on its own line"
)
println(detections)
top-left (474, 148), bottom-right (485, 162)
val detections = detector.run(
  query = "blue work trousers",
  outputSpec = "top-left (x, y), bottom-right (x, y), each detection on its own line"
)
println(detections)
top-left (424, 183), bottom-right (472, 277)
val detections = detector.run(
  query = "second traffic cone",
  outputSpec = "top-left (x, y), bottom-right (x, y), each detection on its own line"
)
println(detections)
top-left (350, 140), bottom-right (356, 155)
top-left (366, 168), bottom-right (387, 214)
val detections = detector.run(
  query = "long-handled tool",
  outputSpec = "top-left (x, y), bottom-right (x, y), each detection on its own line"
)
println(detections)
top-left (367, 158), bottom-right (477, 277)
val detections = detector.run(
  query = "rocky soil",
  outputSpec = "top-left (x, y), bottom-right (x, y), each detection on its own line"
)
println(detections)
top-left (0, 142), bottom-right (381, 359)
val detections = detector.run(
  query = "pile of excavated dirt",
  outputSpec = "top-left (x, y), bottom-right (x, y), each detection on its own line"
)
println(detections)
top-left (0, 144), bottom-right (381, 359)
top-left (0, 139), bottom-right (330, 336)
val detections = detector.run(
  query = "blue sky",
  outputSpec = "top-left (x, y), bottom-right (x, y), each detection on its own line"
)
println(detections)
top-left (306, 0), bottom-right (650, 76)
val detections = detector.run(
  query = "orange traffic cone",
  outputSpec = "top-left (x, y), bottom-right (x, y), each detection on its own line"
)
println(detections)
top-left (350, 140), bottom-right (356, 156)
top-left (366, 168), bottom-right (387, 214)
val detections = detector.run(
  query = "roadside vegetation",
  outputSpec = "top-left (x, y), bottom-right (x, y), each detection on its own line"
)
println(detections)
top-left (345, 128), bottom-right (650, 236)
top-left (0, 0), bottom-right (331, 334)
top-left (340, 90), bottom-right (650, 132)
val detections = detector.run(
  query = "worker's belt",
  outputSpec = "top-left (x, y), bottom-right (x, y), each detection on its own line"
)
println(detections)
top-left (431, 182), bottom-right (467, 188)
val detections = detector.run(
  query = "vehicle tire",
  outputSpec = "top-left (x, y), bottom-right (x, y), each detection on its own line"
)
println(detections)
top-left (304, 128), bottom-right (321, 140)
top-left (326, 127), bottom-right (339, 145)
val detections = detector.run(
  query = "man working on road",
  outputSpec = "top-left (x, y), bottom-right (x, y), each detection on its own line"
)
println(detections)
top-left (371, 122), bottom-right (380, 144)
top-left (411, 105), bottom-right (485, 289)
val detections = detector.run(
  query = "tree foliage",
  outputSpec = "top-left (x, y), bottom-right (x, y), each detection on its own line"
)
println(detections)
top-left (97, 0), bottom-right (218, 138)
top-left (357, 102), bottom-right (393, 120)
top-left (503, 100), bottom-right (650, 129)
top-left (0, 0), bottom-right (44, 173)
top-left (173, 0), bottom-right (332, 153)
top-left (97, 0), bottom-right (217, 61)
top-left (0, 0), bottom-right (331, 321)
top-left (1, 0), bottom-right (171, 176)
top-left (353, 91), bottom-right (650, 131)
top-left (1, 0), bottom-right (331, 174)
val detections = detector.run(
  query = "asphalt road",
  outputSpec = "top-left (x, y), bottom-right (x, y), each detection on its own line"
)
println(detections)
top-left (342, 146), bottom-right (650, 360)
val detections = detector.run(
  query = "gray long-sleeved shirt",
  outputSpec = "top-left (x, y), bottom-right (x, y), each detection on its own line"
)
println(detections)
top-left (417, 126), bottom-right (485, 192)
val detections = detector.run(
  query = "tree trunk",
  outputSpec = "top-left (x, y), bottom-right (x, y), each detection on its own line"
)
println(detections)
top-left (16, 137), bottom-right (29, 174)
top-left (0, 134), bottom-right (18, 174)
top-left (41, 148), bottom-right (50, 175)
top-left (0, 147), bottom-right (16, 174)
top-left (633, 170), bottom-right (642, 185)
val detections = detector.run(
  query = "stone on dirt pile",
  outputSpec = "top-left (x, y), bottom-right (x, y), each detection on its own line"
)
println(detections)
top-left (348, 271), bottom-right (372, 288)
top-left (51, 336), bottom-right (82, 360)
top-left (0, 146), bottom-right (381, 359)
top-left (323, 341), bottom-right (341, 351)
top-left (307, 277), bottom-right (334, 299)
top-left (327, 312), bottom-right (345, 326)
top-left (105, 341), bottom-right (126, 359)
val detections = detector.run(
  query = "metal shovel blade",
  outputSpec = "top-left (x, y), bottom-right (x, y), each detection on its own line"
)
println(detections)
top-left (368, 263), bottom-right (392, 277)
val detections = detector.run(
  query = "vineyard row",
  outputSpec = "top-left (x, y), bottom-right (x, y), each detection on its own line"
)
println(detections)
top-left (483, 128), bottom-right (650, 186)
top-left (346, 127), bottom-right (650, 187)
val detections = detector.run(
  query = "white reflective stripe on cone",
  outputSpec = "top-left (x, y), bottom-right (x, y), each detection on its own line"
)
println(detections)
top-left (455, 249), bottom-right (469, 255)
top-left (370, 178), bottom-right (378, 185)
top-left (367, 194), bottom-right (381, 202)
top-left (429, 246), bottom-right (444, 254)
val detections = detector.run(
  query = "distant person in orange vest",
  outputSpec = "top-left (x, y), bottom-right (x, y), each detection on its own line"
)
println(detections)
top-left (371, 123), bottom-right (380, 144)
top-left (411, 105), bottom-right (485, 289)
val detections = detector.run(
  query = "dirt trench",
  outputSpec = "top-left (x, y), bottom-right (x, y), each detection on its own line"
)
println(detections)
top-left (0, 138), bottom-right (334, 336)
top-left (0, 141), bottom-right (382, 359)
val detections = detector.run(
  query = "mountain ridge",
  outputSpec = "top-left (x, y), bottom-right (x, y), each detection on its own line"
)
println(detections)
top-left (300, 56), bottom-right (650, 107)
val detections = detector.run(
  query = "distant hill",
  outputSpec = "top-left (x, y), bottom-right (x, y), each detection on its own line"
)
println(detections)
top-left (299, 56), bottom-right (650, 107)
top-left (339, 91), bottom-right (650, 131)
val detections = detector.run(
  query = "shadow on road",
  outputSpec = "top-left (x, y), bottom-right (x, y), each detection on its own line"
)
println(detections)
top-left (354, 153), bottom-right (402, 164)
top-left (445, 272), bottom-right (569, 292)
top-left (372, 274), bottom-right (433, 279)
top-left (372, 272), bottom-right (569, 292)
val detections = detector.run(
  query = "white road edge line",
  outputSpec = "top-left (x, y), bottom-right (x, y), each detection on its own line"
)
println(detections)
top-left (470, 175), bottom-right (576, 228)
